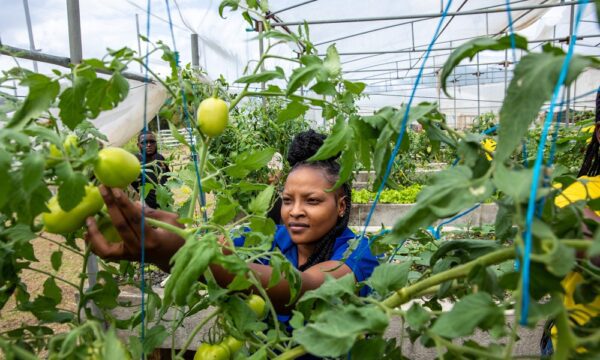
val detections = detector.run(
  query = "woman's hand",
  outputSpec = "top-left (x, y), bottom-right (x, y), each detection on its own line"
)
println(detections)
top-left (85, 185), bottom-right (185, 272)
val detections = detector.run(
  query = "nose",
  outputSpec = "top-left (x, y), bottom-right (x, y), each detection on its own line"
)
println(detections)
top-left (288, 201), bottom-right (305, 218)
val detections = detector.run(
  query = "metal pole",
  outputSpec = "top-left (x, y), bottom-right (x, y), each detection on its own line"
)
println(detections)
top-left (477, 53), bottom-right (480, 118)
top-left (257, 21), bottom-right (266, 107)
top-left (272, 1), bottom-right (584, 26)
top-left (156, 115), bottom-right (162, 152)
top-left (22, 0), bottom-right (38, 72)
top-left (191, 33), bottom-right (200, 69)
top-left (66, 0), bottom-right (82, 64)
top-left (566, 1), bottom-right (575, 125)
top-left (135, 14), bottom-right (143, 73)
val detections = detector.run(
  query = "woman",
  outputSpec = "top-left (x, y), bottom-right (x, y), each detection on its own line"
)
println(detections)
top-left (85, 130), bottom-right (378, 315)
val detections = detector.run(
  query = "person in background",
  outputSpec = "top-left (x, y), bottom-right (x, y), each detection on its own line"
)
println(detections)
top-left (540, 89), bottom-right (600, 356)
top-left (131, 131), bottom-right (171, 209)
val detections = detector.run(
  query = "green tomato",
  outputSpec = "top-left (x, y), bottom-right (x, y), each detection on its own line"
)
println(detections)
top-left (94, 147), bottom-right (141, 188)
top-left (193, 343), bottom-right (230, 360)
top-left (45, 144), bottom-right (63, 167)
top-left (197, 97), bottom-right (229, 138)
top-left (63, 134), bottom-right (79, 155)
top-left (246, 294), bottom-right (266, 319)
top-left (223, 336), bottom-right (244, 355)
top-left (96, 215), bottom-right (123, 243)
top-left (42, 185), bottom-right (104, 234)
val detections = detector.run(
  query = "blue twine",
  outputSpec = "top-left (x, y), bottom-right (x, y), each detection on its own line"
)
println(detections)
top-left (504, 0), bottom-right (518, 65)
top-left (139, 0), bottom-right (152, 347)
top-left (352, 0), bottom-right (455, 265)
top-left (520, 1), bottom-right (588, 326)
top-left (164, 0), bottom-right (208, 222)
top-left (429, 203), bottom-right (481, 240)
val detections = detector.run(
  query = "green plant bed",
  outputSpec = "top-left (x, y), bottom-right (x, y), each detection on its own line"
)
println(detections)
top-left (352, 185), bottom-right (423, 204)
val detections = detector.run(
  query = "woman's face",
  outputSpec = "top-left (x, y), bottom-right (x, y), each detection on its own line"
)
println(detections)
top-left (281, 166), bottom-right (346, 245)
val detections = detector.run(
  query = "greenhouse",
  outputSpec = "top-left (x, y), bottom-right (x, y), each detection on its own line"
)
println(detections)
top-left (1, 0), bottom-right (600, 359)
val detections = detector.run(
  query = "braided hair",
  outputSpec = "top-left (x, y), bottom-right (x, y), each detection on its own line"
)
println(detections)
top-left (578, 90), bottom-right (600, 177)
top-left (285, 130), bottom-right (352, 271)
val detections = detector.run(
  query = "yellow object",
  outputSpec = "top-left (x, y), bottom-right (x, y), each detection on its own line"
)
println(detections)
top-left (550, 272), bottom-right (600, 352)
top-left (197, 97), bottom-right (229, 138)
top-left (582, 125), bottom-right (595, 145)
top-left (554, 176), bottom-right (600, 216)
top-left (481, 138), bottom-right (496, 161)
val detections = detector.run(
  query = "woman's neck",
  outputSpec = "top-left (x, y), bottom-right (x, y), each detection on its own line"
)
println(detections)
top-left (296, 243), bottom-right (317, 268)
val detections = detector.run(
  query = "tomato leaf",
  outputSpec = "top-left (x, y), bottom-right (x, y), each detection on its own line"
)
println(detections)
top-left (440, 35), bottom-right (528, 97)
top-left (219, 0), bottom-right (240, 18)
top-left (343, 80), bottom-right (366, 95)
top-left (496, 45), bottom-right (600, 161)
top-left (8, 73), bottom-right (60, 129)
top-left (55, 162), bottom-right (87, 212)
top-left (366, 262), bottom-right (412, 296)
top-left (430, 292), bottom-right (505, 339)
top-left (21, 153), bottom-right (45, 194)
top-left (277, 101), bottom-right (309, 122)
top-left (226, 148), bottom-right (275, 178)
top-left (235, 67), bottom-right (285, 84)
top-left (58, 75), bottom-right (90, 130)
top-left (287, 64), bottom-right (322, 95)
top-left (50, 251), bottom-right (62, 272)
top-left (142, 325), bottom-right (168, 355)
top-left (42, 277), bottom-right (62, 305)
top-left (293, 304), bottom-right (388, 357)
top-left (406, 303), bottom-right (431, 331)
top-left (323, 44), bottom-right (341, 77)
top-left (102, 328), bottom-right (130, 359)
top-left (309, 117), bottom-right (350, 161)
top-left (248, 185), bottom-right (274, 215)
top-left (212, 195), bottom-right (239, 225)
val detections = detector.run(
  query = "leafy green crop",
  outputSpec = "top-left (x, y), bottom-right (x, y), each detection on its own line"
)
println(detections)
top-left (352, 185), bottom-right (423, 204)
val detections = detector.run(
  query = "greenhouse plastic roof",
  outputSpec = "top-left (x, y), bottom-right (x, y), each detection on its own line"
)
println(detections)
top-left (1, 0), bottom-right (599, 125)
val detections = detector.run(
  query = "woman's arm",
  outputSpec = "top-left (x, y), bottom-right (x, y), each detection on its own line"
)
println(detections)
top-left (86, 186), bottom-right (357, 312)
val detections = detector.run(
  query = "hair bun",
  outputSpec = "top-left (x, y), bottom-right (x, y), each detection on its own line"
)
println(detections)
top-left (287, 129), bottom-right (340, 166)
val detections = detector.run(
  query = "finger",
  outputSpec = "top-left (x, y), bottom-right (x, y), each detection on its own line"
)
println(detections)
top-left (85, 216), bottom-right (123, 259)
top-left (100, 185), bottom-right (140, 244)
top-left (144, 206), bottom-right (184, 228)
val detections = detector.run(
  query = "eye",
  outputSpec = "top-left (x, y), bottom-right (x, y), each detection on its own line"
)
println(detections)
top-left (282, 197), bottom-right (292, 205)
top-left (307, 198), bottom-right (321, 205)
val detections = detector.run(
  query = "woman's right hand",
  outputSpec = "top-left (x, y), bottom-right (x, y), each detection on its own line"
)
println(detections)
top-left (85, 185), bottom-right (185, 272)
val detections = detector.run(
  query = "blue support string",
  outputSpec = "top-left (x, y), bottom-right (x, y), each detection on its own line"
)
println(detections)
top-left (164, 0), bottom-right (208, 222)
top-left (520, 1), bottom-right (588, 326)
top-left (139, 0), bottom-right (152, 348)
top-left (429, 203), bottom-right (481, 240)
top-left (352, 0), bottom-right (455, 265)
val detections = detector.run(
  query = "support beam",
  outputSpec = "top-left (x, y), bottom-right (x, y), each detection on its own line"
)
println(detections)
top-left (191, 33), bottom-right (200, 69)
top-left (66, 0), bottom-right (82, 64)
top-left (272, 1), bottom-right (584, 27)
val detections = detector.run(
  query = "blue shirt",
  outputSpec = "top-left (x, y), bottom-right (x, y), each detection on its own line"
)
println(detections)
top-left (234, 224), bottom-right (379, 296)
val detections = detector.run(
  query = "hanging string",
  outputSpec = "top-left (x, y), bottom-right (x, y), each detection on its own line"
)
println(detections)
top-left (139, 0), bottom-right (152, 347)
top-left (352, 0), bottom-right (455, 265)
top-left (164, 0), bottom-right (208, 222)
top-left (520, 1), bottom-right (588, 326)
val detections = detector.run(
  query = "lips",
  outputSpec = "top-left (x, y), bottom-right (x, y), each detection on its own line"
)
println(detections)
top-left (288, 222), bottom-right (309, 232)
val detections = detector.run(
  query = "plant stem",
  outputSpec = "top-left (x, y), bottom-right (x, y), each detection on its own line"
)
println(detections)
top-left (39, 235), bottom-right (84, 256)
top-left (272, 345), bottom-right (307, 360)
top-left (25, 267), bottom-right (78, 289)
top-left (77, 245), bottom-right (92, 324)
top-left (144, 217), bottom-right (189, 239)
top-left (264, 54), bottom-right (300, 63)
top-left (382, 247), bottom-right (515, 308)
top-left (176, 309), bottom-right (220, 358)
top-left (429, 333), bottom-right (505, 360)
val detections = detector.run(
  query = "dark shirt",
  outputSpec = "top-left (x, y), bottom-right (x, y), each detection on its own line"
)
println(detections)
top-left (131, 153), bottom-right (170, 209)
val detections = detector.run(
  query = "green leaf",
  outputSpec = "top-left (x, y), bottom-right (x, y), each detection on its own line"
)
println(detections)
top-left (221, 296), bottom-right (267, 334)
top-left (309, 117), bottom-right (350, 161)
top-left (277, 101), bottom-right (309, 122)
top-left (102, 328), bottom-right (130, 359)
top-left (58, 75), bottom-right (90, 130)
top-left (406, 303), bottom-right (431, 331)
top-left (311, 81), bottom-right (337, 96)
top-left (430, 240), bottom-right (500, 267)
top-left (212, 195), bottom-right (238, 225)
top-left (367, 262), bottom-right (411, 296)
top-left (235, 67), bottom-right (285, 84)
top-left (343, 80), bottom-right (366, 95)
top-left (55, 162), bottom-right (87, 212)
top-left (51, 251), bottom-right (63, 272)
top-left (493, 164), bottom-right (533, 203)
top-left (248, 186), bottom-right (274, 215)
top-left (218, 0), bottom-right (239, 18)
top-left (226, 148), bottom-right (275, 178)
top-left (21, 153), bottom-right (44, 194)
top-left (333, 147), bottom-right (354, 190)
top-left (323, 44), bottom-right (341, 77)
top-left (86, 271), bottom-right (119, 309)
top-left (440, 35), bottom-right (528, 97)
top-left (8, 73), bottom-right (60, 129)
top-left (42, 277), bottom-right (62, 305)
top-left (430, 292), bottom-right (504, 339)
top-left (297, 274), bottom-right (356, 315)
top-left (293, 304), bottom-right (389, 357)
top-left (287, 64), bottom-right (322, 95)
top-left (0, 149), bottom-right (12, 209)
top-left (142, 325), bottom-right (168, 354)
top-left (259, 30), bottom-right (299, 43)
top-left (350, 337), bottom-right (386, 360)
top-left (496, 47), bottom-right (600, 161)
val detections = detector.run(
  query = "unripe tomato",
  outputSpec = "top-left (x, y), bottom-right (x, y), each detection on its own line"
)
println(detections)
top-left (246, 294), bottom-right (266, 319)
top-left (45, 144), bottom-right (63, 167)
top-left (96, 215), bottom-right (123, 243)
top-left (42, 185), bottom-right (104, 234)
top-left (94, 147), bottom-right (141, 188)
top-left (223, 336), bottom-right (243, 355)
top-left (63, 134), bottom-right (80, 155)
top-left (193, 343), bottom-right (230, 360)
top-left (197, 97), bottom-right (229, 138)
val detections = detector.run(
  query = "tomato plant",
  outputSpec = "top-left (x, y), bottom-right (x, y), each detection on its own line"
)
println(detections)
top-left (1, 1), bottom-right (600, 359)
